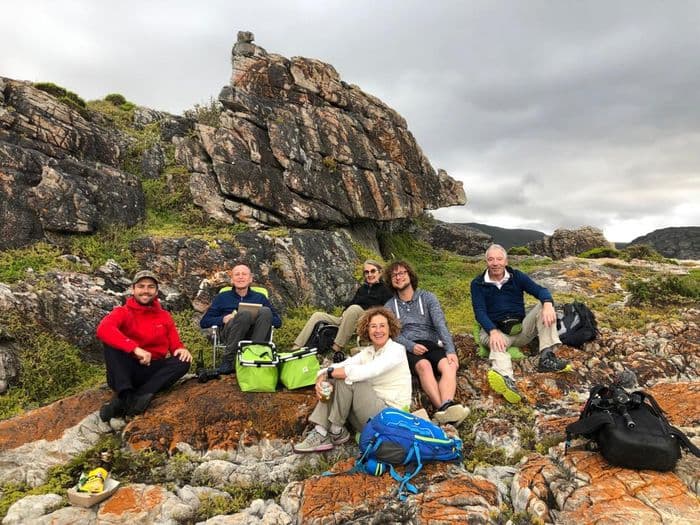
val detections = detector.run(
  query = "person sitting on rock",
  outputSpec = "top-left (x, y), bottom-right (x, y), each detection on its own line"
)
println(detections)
top-left (384, 260), bottom-right (469, 426)
top-left (96, 270), bottom-right (192, 421)
top-left (200, 263), bottom-right (282, 375)
top-left (293, 306), bottom-right (411, 453)
top-left (471, 243), bottom-right (572, 404)
top-left (292, 259), bottom-right (393, 355)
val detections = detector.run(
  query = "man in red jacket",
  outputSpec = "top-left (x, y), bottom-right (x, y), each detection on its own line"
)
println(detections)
top-left (96, 270), bottom-right (192, 421)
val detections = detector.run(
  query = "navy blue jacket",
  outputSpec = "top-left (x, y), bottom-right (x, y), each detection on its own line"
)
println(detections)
top-left (470, 267), bottom-right (552, 333)
top-left (200, 289), bottom-right (282, 329)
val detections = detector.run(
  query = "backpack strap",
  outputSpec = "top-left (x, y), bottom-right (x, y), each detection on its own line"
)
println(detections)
top-left (389, 443), bottom-right (422, 501)
top-left (670, 425), bottom-right (700, 457)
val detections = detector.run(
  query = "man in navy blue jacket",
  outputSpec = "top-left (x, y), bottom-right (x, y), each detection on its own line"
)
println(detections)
top-left (471, 244), bottom-right (571, 404)
top-left (200, 263), bottom-right (281, 374)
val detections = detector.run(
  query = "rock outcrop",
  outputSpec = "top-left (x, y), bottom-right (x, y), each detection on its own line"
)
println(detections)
top-left (630, 226), bottom-right (700, 260)
top-left (0, 78), bottom-right (145, 250)
top-left (0, 229), bottom-right (360, 357)
top-left (176, 31), bottom-right (465, 228)
top-left (425, 221), bottom-right (493, 256)
top-left (528, 226), bottom-right (612, 259)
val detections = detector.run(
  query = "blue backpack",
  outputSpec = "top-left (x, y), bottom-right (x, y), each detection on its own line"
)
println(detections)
top-left (356, 408), bottom-right (463, 500)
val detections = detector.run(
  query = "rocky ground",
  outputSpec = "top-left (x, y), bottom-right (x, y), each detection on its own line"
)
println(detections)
top-left (1, 260), bottom-right (698, 523)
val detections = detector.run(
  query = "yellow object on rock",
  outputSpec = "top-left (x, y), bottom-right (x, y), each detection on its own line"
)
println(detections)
top-left (78, 467), bottom-right (108, 494)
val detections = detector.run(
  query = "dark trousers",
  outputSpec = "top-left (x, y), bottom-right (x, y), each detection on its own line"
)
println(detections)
top-left (104, 345), bottom-right (190, 397)
top-left (221, 307), bottom-right (273, 359)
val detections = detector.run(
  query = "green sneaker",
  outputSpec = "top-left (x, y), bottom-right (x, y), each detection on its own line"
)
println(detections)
top-left (487, 370), bottom-right (522, 404)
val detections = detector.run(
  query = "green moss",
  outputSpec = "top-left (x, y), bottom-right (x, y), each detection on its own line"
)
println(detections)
top-left (322, 156), bottom-right (337, 172)
top-left (87, 98), bottom-right (136, 130)
top-left (70, 225), bottom-right (139, 272)
top-left (0, 243), bottom-right (80, 283)
top-left (196, 483), bottom-right (284, 520)
top-left (620, 244), bottom-right (667, 262)
top-left (491, 505), bottom-right (545, 525)
top-left (0, 316), bottom-right (103, 414)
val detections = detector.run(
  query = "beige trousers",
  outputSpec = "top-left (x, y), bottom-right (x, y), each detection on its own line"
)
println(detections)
top-left (480, 303), bottom-right (561, 378)
top-left (293, 304), bottom-right (365, 348)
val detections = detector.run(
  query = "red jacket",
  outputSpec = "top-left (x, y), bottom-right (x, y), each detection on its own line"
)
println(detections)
top-left (96, 297), bottom-right (184, 360)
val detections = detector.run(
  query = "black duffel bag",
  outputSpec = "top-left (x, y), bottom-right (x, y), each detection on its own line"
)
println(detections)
top-left (566, 384), bottom-right (700, 471)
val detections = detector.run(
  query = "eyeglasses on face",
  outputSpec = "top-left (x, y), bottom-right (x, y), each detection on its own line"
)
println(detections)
top-left (363, 268), bottom-right (378, 275)
top-left (391, 270), bottom-right (408, 279)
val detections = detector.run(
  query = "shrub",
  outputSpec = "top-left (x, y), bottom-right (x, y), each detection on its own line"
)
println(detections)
top-left (104, 93), bottom-right (127, 106)
top-left (627, 272), bottom-right (700, 306)
top-left (34, 82), bottom-right (89, 118)
top-left (508, 246), bottom-right (531, 256)
top-left (620, 244), bottom-right (666, 262)
top-left (184, 97), bottom-right (222, 127)
top-left (579, 247), bottom-right (622, 259)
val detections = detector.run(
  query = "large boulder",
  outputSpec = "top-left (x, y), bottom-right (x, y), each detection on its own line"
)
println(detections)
top-left (176, 32), bottom-right (465, 228)
top-left (527, 226), bottom-right (612, 259)
top-left (0, 78), bottom-right (145, 249)
top-left (630, 226), bottom-right (700, 260)
top-left (425, 221), bottom-right (493, 256)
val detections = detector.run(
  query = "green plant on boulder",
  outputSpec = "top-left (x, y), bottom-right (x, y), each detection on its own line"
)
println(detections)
top-left (33, 82), bottom-right (89, 119)
top-left (184, 97), bottom-right (223, 128)
top-left (104, 93), bottom-right (127, 106)
top-left (0, 242), bottom-right (80, 284)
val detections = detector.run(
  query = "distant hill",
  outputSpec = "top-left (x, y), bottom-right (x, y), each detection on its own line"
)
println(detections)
top-left (466, 223), bottom-right (545, 249)
top-left (630, 227), bottom-right (700, 260)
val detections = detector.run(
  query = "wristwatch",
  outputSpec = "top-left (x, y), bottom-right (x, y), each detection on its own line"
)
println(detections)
top-left (326, 367), bottom-right (334, 378)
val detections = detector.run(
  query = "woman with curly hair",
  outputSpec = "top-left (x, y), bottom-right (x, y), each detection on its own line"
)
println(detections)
top-left (293, 306), bottom-right (411, 453)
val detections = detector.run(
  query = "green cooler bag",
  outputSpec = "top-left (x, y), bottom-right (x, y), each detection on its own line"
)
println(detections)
top-left (278, 347), bottom-right (320, 390)
top-left (236, 342), bottom-right (279, 392)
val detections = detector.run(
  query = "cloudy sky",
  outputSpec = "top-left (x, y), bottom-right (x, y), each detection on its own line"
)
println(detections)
top-left (2, 1), bottom-right (698, 242)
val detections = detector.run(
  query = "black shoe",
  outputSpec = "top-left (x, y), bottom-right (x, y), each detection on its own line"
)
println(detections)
top-left (216, 359), bottom-right (235, 375)
top-left (99, 397), bottom-right (126, 422)
top-left (126, 393), bottom-right (154, 417)
top-left (537, 350), bottom-right (572, 373)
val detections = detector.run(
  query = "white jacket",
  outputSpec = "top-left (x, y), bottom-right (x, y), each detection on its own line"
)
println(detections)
top-left (335, 338), bottom-right (412, 410)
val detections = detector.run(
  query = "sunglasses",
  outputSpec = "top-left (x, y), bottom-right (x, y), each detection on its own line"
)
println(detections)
top-left (363, 268), bottom-right (378, 275)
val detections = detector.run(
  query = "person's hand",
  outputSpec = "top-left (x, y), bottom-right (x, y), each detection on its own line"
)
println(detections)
top-left (541, 302), bottom-right (556, 327)
top-left (413, 343), bottom-right (429, 355)
top-left (174, 348), bottom-right (192, 363)
top-left (489, 330), bottom-right (507, 352)
top-left (223, 311), bottom-right (237, 324)
top-left (314, 374), bottom-right (327, 400)
top-left (446, 353), bottom-right (459, 370)
top-left (133, 347), bottom-right (152, 366)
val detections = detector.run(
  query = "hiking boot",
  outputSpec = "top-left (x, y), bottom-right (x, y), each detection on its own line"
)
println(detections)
top-left (487, 370), bottom-right (522, 404)
top-left (126, 393), bottom-right (154, 417)
top-left (293, 429), bottom-right (334, 453)
top-left (537, 351), bottom-right (573, 373)
top-left (329, 426), bottom-right (351, 445)
top-left (434, 402), bottom-right (470, 426)
top-left (216, 358), bottom-right (235, 375)
top-left (99, 397), bottom-right (126, 422)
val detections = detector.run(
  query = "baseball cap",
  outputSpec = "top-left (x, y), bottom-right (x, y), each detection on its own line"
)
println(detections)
top-left (132, 270), bottom-right (159, 286)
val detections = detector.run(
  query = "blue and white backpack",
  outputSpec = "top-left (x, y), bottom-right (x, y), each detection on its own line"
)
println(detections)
top-left (355, 407), bottom-right (463, 500)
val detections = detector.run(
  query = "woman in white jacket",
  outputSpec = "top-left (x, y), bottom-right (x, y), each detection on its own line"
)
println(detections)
top-left (293, 306), bottom-right (411, 453)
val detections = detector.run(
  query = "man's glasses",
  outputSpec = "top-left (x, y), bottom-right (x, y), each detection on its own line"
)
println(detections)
top-left (363, 269), bottom-right (378, 275)
top-left (391, 270), bottom-right (408, 279)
